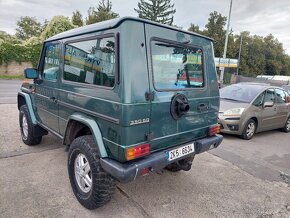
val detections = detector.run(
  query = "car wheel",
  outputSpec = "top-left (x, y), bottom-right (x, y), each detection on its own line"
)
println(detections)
top-left (281, 116), bottom-right (290, 133)
top-left (241, 119), bottom-right (256, 140)
top-left (19, 105), bottom-right (42, 145)
top-left (68, 135), bottom-right (116, 209)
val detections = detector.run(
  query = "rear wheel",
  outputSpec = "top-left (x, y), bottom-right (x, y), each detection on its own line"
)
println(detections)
top-left (281, 116), bottom-right (290, 132)
top-left (68, 135), bottom-right (116, 209)
top-left (19, 105), bottom-right (42, 145)
top-left (241, 119), bottom-right (256, 140)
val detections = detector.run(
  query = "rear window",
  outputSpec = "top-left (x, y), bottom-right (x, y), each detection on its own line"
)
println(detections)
top-left (151, 40), bottom-right (204, 90)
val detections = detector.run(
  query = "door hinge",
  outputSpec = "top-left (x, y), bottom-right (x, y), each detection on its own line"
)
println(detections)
top-left (145, 92), bottom-right (155, 101)
top-left (145, 132), bottom-right (155, 141)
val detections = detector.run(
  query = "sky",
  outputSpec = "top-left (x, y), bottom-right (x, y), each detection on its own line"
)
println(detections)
top-left (0, 0), bottom-right (290, 54)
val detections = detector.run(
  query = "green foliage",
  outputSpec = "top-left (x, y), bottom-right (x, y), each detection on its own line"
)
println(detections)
top-left (134, 0), bottom-right (176, 25)
top-left (41, 16), bottom-right (76, 39)
top-left (86, 0), bottom-right (119, 25)
top-left (204, 11), bottom-right (227, 57)
top-left (188, 24), bottom-right (201, 34)
top-left (0, 74), bottom-right (24, 80)
top-left (0, 41), bottom-right (42, 68)
top-left (188, 11), bottom-right (290, 77)
top-left (72, 10), bottom-right (84, 27)
top-left (15, 16), bottom-right (43, 40)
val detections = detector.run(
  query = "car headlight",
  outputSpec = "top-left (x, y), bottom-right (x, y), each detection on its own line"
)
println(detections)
top-left (223, 108), bottom-right (245, 116)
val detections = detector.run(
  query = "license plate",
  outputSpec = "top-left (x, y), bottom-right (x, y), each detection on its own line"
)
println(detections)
top-left (167, 143), bottom-right (195, 161)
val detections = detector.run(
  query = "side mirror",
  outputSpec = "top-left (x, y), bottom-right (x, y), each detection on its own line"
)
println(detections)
top-left (263, 101), bottom-right (274, 108)
top-left (287, 96), bottom-right (290, 103)
top-left (24, 68), bottom-right (39, 79)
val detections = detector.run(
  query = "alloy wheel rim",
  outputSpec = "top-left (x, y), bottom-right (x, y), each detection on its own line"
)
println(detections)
top-left (74, 153), bottom-right (92, 193)
top-left (22, 114), bottom-right (28, 139)
top-left (286, 118), bottom-right (290, 131)
top-left (246, 122), bottom-right (255, 138)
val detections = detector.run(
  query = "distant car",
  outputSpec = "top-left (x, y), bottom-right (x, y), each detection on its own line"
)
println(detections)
top-left (218, 83), bottom-right (290, 139)
top-left (282, 85), bottom-right (290, 94)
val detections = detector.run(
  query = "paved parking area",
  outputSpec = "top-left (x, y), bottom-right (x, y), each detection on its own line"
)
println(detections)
top-left (0, 104), bottom-right (290, 217)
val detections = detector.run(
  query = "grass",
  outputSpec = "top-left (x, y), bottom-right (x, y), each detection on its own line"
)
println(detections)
top-left (0, 74), bottom-right (24, 80)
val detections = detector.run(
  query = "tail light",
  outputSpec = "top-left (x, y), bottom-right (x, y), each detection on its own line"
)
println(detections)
top-left (209, 124), bottom-right (220, 136)
top-left (126, 143), bottom-right (150, 161)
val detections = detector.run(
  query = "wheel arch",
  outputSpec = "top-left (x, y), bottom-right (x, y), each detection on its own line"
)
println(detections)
top-left (17, 92), bottom-right (37, 125)
top-left (63, 113), bottom-right (108, 158)
top-left (250, 117), bottom-right (258, 132)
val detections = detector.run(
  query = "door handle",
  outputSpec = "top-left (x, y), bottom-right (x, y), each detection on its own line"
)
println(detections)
top-left (197, 103), bottom-right (209, 111)
top-left (50, 97), bottom-right (58, 103)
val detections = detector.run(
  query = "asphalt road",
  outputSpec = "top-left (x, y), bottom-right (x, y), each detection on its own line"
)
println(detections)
top-left (0, 80), bottom-right (290, 217)
top-left (0, 79), bottom-right (22, 104)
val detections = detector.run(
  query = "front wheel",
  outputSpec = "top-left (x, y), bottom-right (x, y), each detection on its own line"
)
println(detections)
top-left (241, 119), bottom-right (256, 140)
top-left (19, 105), bottom-right (42, 145)
top-left (68, 135), bottom-right (116, 209)
top-left (281, 116), bottom-right (290, 133)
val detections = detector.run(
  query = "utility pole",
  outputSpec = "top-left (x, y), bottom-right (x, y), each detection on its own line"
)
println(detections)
top-left (220, 0), bottom-right (233, 84)
top-left (237, 34), bottom-right (243, 75)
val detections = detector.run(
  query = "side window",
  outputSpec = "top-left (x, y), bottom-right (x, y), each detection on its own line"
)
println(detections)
top-left (64, 36), bottom-right (115, 87)
top-left (253, 91), bottom-right (265, 106)
top-left (275, 89), bottom-right (287, 104)
top-left (264, 89), bottom-right (275, 103)
top-left (42, 43), bottom-right (61, 81)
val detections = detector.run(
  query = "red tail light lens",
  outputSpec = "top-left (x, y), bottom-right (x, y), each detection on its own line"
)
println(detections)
top-left (209, 124), bottom-right (220, 136)
top-left (126, 143), bottom-right (150, 161)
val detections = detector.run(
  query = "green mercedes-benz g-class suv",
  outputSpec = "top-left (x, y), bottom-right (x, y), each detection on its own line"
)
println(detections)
top-left (18, 17), bottom-right (223, 209)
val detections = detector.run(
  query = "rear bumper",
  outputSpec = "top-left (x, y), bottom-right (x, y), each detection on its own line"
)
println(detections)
top-left (100, 134), bottom-right (223, 183)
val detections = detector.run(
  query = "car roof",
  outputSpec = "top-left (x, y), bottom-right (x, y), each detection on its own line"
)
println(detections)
top-left (45, 16), bottom-right (213, 42)
top-left (230, 82), bottom-right (282, 90)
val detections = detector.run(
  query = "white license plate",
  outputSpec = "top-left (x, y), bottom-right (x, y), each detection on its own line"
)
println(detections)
top-left (167, 143), bottom-right (195, 161)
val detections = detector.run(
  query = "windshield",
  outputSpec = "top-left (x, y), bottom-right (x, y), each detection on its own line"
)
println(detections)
top-left (220, 84), bottom-right (265, 103)
top-left (151, 40), bottom-right (204, 90)
top-left (282, 86), bottom-right (290, 94)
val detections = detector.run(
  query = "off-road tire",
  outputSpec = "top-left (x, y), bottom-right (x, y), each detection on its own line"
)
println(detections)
top-left (241, 119), bottom-right (256, 140)
top-left (68, 135), bottom-right (116, 209)
top-left (19, 105), bottom-right (42, 145)
top-left (281, 116), bottom-right (290, 133)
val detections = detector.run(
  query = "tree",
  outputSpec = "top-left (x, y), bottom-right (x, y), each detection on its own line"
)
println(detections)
top-left (86, 0), bottom-right (119, 25)
top-left (41, 16), bottom-right (76, 39)
top-left (134, 0), bottom-right (176, 25)
top-left (15, 16), bottom-right (43, 40)
top-left (72, 10), bottom-right (84, 27)
top-left (204, 11), bottom-right (227, 57)
top-left (188, 24), bottom-right (202, 34)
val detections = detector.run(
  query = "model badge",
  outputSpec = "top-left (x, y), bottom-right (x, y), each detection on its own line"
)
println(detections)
top-left (130, 118), bottom-right (150, 126)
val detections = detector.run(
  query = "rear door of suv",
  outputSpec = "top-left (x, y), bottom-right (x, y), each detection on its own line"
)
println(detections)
top-left (145, 24), bottom-right (219, 152)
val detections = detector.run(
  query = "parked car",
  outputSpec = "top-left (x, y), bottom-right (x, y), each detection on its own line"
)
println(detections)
top-left (17, 17), bottom-right (223, 209)
top-left (218, 83), bottom-right (290, 139)
top-left (282, 85), bottom-right (290, 94)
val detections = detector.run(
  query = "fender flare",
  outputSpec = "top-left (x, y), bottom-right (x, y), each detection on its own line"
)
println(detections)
top-left (64, 113), bottom-right (108, 158)
top-left (17, 92), bottom-right (37, 125)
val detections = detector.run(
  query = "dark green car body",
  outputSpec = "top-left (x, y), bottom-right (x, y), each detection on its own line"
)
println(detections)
top-left (18, 17), bottom-right (222, 182)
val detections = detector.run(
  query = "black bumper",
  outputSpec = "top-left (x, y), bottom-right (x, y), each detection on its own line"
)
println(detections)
top-left (100, 134), bottom-right (223, 183)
